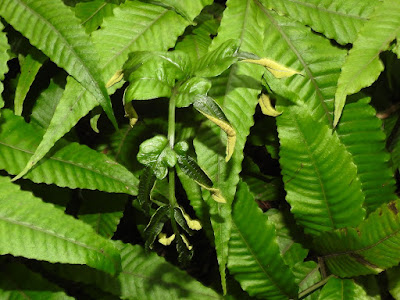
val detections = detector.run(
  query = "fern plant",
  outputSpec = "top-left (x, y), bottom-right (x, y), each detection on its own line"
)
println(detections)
top-left (1, 0), bottom-right (400, 299)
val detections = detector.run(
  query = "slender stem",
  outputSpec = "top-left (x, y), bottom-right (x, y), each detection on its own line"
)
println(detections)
top-left (298, 274), bottom-right (335, 299)
top-left (168, 88), bottom-right (179, 234)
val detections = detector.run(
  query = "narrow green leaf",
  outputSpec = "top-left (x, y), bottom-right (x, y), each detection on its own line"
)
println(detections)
top-left (173, 207), bottom-right (194, 235)
top-left (194, 0), bottom-right (267, 292)
top-left (318, 277), bottom-right (369, 300)
top-left (14, 51), bottom-right (46, 116)
top-left (228, 182), bottom-right (298, 299)
top-left (137, 167), bottom-right (157, 213)
top-left (15, 0), bottom-right (191, 183)
top-left (293, 262), bottom-right (321, 300)
top-left (144, 205), bottom-right (170, 249)
top-left (0, 262), bottom-right (74, 300)
top-left (78, 190), bottom-right (127, 239)
top-left (0, 110), bottom-right (139, 195)
top-left (0, 0), bottom-right (117, 126)
top-left (259, 0), bottom-right (378, 45)
top-left (30, 78), bottom-right (65, 129)
top-left (314, 200), bottom-right (400, 277)
top-left (137, 135), bottom-right (177, 180)
top-left (277, 101), bottom-right (365, 235)
top-left (0, 22), bottom-right (10, 112)
top-left (176, 153), bottom-right (213, 188)
top-left (0, 176), bottom-right (121, 275)
top-left (75, 0), bottom-right (118, 33)
top-left (334, 0), bottom-right (400, 126)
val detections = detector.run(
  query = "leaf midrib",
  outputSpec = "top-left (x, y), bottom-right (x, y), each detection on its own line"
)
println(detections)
top-left (80, 0), bottom-right (109, 26)
top-left (0, 140), bottom-right (137, 195)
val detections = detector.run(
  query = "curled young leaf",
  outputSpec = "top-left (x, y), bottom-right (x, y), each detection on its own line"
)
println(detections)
top-left (144, 205), bottom-right (170, 250)
top-left (137, 167), bottom-right (157, 213)
top-left (175, 77), bottom-right (212, 108)
top-left (123, 91), bottom-right (138, 127)
top-left (193, 95), bottom-right (236, 162)
top-left (258, 94), bottom-right (282, 117)
top-left (137, 135), bottom-right (177, 180)
top-left (106, 69), bottom-right (124, 88)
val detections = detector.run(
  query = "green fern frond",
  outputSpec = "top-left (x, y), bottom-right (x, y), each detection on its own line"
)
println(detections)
top-left (314, 200), bottom-right (400, 277)
top-left (0, 110), bottom-right (139, 195)
top-left (277, 101), bottom-right (365, 235)
top-left (334, 0), bottom-right (400, 127)
top-left (0, 0), bottom-right (117, 127)
top-left (259, 0), bottom-right (378, 45)
top-left (0, 176), bottom-right (121, 275)
top-left (228, 182), bottom-right (298, 299)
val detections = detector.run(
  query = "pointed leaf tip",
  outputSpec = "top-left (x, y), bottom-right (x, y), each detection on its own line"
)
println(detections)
top-left (243, 58), bottom-right (302, 78)
top-left (258, 94), bottom-right (282, 117)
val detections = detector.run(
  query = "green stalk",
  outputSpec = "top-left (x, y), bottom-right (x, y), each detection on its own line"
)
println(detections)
top-left (168, 87), bottom-right (179, 235)
top-left (298, 274), bottom-right (335, 299)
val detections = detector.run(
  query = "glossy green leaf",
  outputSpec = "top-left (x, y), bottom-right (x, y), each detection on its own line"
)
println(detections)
top-left (176, 77), bottom-right (212, 108)
top-left (137, 135), bottom-right (176, 180)
top-left (318, 277), bottom-right (369, 300)
top-left (334, 0), bottom-right (400, 127)
top-left (228, 182), bottom-right (298, 299)
top-left (137, 167), bottom-right (157, 213)
top-left (75, 0), bottom-right (118, 33)
top-left (0, 110), bottom-right (139, 195)
top-left (0, 22), bottom-right (9, 112)
top-left (0, 176), bottom-right (121, 275)
top-left (0, 262), bottom-right (74, 300)
top-left (78, 190), bottom-right (127, 239)
top-left (16, 0), bottom-right (191, 182)
top-left (194, 39), bottom-right (240, 77)
top-left (314, 200), bottom-right (400, 277)
top-left (194, 0), bottom-right (267, 292)
top-left (176, 153), bottom-right (213, 189)
top-left (293, 261), bottom-right (321, 300)
top-left (259, 0), bottom-right (378, 45)
top-left (14, 50), bottom-right (46, 116)
top-left (277, 101), bottom-right (365, 235)
top-left (0, 0), bottom-right (117, 127)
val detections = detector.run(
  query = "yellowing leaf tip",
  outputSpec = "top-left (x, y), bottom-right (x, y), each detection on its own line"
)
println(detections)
top-left (243, 58), bottom-right (301, 79)
top-left (258, 94), bottom-right (282, 117)
top-left (106, 70), bottom-right (124, 88)
top-left (158, 233), bottom-right (175, 246)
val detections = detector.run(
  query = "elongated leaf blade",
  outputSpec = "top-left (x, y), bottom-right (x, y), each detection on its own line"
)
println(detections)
top-left (194, 0), bottom-right (267, 292)
top-left (14, 51), bottom-right (46, 116)
top-left (228, 182), bottom-right (297, 299)
top-left (314, 200), bottom-right (400, 277)
top-left (277, 101), bottom-right (365, 235)
top-left (0, 176), bottom-right (121, 275)
top-left (334, 0), bottom-right (400, 126)
top-left (0, 262), bottom-right (74, 300)
top-left (0, 0), bottom-right (117, 126)
top-left (259, 0), bottom-right (378, 45)
top-left (0, 22), bottom-right (10, 112)
top-left (0, 110), bottom-right (139, 195)
top-left (17, 1), bottom-right (192, 181)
